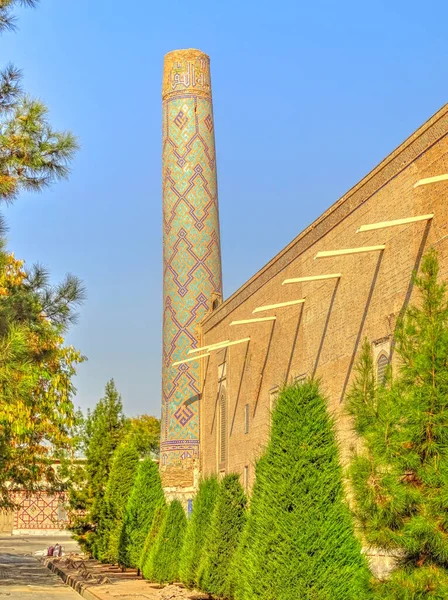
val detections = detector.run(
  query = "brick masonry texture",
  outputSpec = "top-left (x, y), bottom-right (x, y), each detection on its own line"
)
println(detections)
top-left (199, 103), bottom-right (448, 489)
top-left (161, 48), bottom-right (223, 487)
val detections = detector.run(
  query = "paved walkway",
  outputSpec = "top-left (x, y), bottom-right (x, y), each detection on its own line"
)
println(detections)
top-left (0, 535), bottom-right (81, 599)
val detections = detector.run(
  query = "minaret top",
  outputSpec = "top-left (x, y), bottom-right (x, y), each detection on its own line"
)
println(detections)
top-left (162, 48), bottom-right (212, 101)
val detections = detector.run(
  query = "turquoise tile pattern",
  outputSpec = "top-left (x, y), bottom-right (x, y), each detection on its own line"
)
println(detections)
top-left (161, 49), bottom-right (222, 467)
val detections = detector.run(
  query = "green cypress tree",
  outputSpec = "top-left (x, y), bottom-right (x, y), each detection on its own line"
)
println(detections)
top-left (118, 457), bottom-right (165, 570)
top-left (144, 499), bottom-right (187, 584)
top-left (96, 443), bottom-right (140, 563)
top-left (141, 501), bottom-right (167, 576)
top-left (197, 474), bottom-right (247, 598)
top-left (179, 475), bottom-right (219, 588)
top-left (348, 249), bottom-right (448, 598)
top-left (234, 381), bottom-right (370, 600)
top-left (82, 380), bottom-right (126, 557)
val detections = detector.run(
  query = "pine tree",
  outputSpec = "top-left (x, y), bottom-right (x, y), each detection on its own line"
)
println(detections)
top-left (179, 475), bottom-right (219, 588)
top-left (348, 248), bottom-right (448, 598)
top-left (0, 1), bottom-right (38, 33)
top-left (0, 0), bottom-right (82, 508)
top-left (118, 457), bottom-right (165, 569)
top-left (233, 381), bottom-right (371, 600)
top-left (143, 499), bottom-right (187, 584)
top-left (0, 1), bottom-right (78, 204)
top-left (95, 442), bottom-right (140, 564)
top-left (197, 474), bottom-right (247, 598)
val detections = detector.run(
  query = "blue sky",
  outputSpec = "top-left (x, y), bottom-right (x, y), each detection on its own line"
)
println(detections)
top-left (3, 0), bottom-right (447, 417)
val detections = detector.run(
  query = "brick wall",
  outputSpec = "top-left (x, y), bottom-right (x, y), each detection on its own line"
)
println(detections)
top-left (199, 104), bottom-right (448, 491)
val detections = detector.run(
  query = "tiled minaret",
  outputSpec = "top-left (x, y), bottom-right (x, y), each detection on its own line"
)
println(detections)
top-left (161, 49), bottom-right (222, 496)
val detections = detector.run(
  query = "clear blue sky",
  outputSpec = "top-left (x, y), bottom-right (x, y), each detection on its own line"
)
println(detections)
top-left (4, 0), bottom-right (447, 417)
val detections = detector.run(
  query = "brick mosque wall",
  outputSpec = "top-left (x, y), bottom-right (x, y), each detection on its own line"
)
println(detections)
top-left (199, 103), bottom-right (448, 492)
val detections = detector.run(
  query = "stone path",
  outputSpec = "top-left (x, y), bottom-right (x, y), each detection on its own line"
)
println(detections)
top-left (0, 553), bottom-right (82, 599)
top-left (0, 534), bottom-right (82, 599)
top-left (46, 556), bottom-right (209, 600)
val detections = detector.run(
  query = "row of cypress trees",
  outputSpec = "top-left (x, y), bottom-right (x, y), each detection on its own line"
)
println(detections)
top-left (89, 249), bottom-right (448, 597)
top-left (138, 472), bottom-right (247, 594)
top-left (89, 383), bottom-right (369, 598)
top-left (91, 452), bottom-right (166, 569)
top-left (118, 380), bottom-right (368, 599)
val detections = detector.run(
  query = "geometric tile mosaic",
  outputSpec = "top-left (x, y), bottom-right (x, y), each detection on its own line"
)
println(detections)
top-left (12, 492), bottom-right (68, 530)
top-left (161, 49), bottom-right (223, 467)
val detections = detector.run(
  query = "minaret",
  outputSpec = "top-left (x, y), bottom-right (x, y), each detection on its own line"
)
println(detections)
top-left (161, 49), bottom-right (222, 496)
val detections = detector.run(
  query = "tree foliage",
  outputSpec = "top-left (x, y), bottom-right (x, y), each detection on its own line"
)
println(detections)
top-left (68, 380), bottom-right (126, 553)
top-left (179, 475), bottom-right (219, 588)
top-left (347, 249), bottom-right (448, 598)
top-left (141, 501), bottom-right (167, 573)
top-left (119, 457), bottom-right (165, 569)
top-left (0, 240), bottom-right (85, 508)
top-left (0, 95), bottom-right (78, 202)
top-left (124, 414), bottom-right (160, 458)
top-left (0, 0), bottom-right (83, 508)
top-left (0, 0), bottom-right (38, 33)
top-left (143, 499), bottom-right (187, 584)
top-left (197, 473), bottom-right (247, 598)
top-left (0, 0), bottom-right (77, 203)
top-left (0, 1), bottom-right (78, 204)
top-left (233, 381), bottom-right (370, 600)
top-left (93, 442), bottom-right (140, 563)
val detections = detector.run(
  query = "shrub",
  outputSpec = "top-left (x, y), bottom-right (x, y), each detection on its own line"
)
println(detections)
top-left (233, 381), bottom-right (371, 600)
top-left (179, 475), bottom-right (219, 588)
top-left (143, 499), bottom-right (187, 583)
top-left (197, 474), bottom-right (247, 598)
top-left (96, 443), bottom-right (140, 563)
top-left (118, 457), bottom-right (165, 569)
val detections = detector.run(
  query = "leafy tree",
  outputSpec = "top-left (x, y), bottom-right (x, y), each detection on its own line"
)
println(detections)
top-left (197, 474), bottom-right (247, 598)
top-left (118, 457), bottom-right (164, 570)
top-left (0, 0), bottom-right (82, 508)
top-left (179, 475), bottom-right (219, 588)
top-left (347, 249), bottom-right (448, 598)
top-left (124, 414), bottom-right (160, 458)
top-left (233, 381), bottom-right (370, 600)
top-left (0, 240), bottom-right (85, 508)
top-left (143, 499), bottom-right (187, 584)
